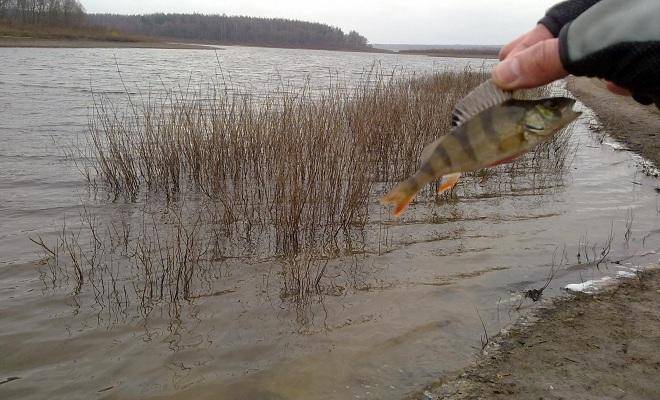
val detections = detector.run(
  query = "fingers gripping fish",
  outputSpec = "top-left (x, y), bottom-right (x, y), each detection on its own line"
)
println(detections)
top-left (381, 80), bottom-right (581, 217)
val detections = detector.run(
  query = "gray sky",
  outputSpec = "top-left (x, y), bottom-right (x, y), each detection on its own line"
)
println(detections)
top-left (83, 0), bottom-right (559, 45)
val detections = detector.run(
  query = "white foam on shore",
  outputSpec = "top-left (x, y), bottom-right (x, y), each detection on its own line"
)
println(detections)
top-left (602, 140), bottom-right (628, 151)
top-left (616, 270), bottom-right (638, 278)
top-left (565, 264), bottom-right (656, 293)
top-left (565, 277), bottom-right (613, 293)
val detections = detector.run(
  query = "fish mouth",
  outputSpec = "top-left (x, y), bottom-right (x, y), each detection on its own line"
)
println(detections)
top-left (568, 107), bottom-right (582, 121)
top-left (563, 99), bottom-right (581, 122)
top-left (568, 109), bottom-right (582, 120)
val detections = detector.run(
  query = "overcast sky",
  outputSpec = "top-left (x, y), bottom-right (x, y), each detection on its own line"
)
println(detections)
top-left (83, 0), bottom-right (559, 45)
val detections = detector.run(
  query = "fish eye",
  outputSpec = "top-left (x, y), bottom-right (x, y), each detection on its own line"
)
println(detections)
top-left (543, 99), bottom-right (559, 108)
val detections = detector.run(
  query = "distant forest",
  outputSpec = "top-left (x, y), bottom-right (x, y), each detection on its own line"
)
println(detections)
top-left (88, 13), bottom-right (372, 50)
top-left (0, 0), bottom-right (85, 25)
top-left (0, 1), bottom-right (373, 51)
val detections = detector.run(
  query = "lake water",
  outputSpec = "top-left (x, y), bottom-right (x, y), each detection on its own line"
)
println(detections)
top-left (0, 46), bottom-right (490, 266)
top-left (1, 46), bottom-right (659, 400)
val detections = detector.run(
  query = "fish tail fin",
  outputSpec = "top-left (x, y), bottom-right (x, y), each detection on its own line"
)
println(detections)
top-left (437, 173), bottom-right (461, 194)
top-left (380, 179), bottom-right (420, 218)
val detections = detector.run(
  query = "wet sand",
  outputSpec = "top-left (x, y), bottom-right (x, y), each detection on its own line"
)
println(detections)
top-left (0, 37), bottom-right (216, 50)
top-left (413, 268), bottom-right (660, 400)
top-left (413, 78), bottom-right (660, 400)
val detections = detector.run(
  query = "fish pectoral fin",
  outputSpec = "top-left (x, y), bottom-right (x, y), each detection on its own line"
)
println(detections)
top-left (437, 173), bottom-right (461, 194)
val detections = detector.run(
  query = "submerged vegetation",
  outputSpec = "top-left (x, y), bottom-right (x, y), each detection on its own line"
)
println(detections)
top-left (36, 68), bottom-right (575, 325)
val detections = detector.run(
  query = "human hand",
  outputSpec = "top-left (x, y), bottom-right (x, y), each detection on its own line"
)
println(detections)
top-left (493, 24), bottom-right (631, 97)
top-left (498, 24), bottom-right (554, 60)
top-left (492, 24), bottom-right (567, 90)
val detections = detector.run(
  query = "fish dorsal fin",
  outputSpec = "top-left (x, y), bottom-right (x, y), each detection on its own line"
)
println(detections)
top-left (451, 79), bottom-right (512, 127)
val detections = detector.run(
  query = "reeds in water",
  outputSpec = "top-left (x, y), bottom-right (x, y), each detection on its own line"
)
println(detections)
top-left (40, 68), bottom-right (576, 324)
top-left (84, 69), bottom-right (489, 255)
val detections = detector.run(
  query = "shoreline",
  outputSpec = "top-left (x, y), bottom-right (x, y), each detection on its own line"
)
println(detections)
top-left (0, 37), bottom-right (217, 50)
top-left (412, 268), bottom-right (660, 399)
top-left (0, 37), bottom-right (500, 57)
top-left (0, 37), bottom-right (392, 53)
top-left (566, 76), bottom-right (660, 167)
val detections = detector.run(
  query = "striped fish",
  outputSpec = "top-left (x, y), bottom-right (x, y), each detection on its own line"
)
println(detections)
top-left (381, 80), bottom-right (581, 217)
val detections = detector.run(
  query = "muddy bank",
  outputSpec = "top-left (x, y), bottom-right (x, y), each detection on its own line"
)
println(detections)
top-left (0, 37), bottom-right (216, 50)
top-left (413, 268), bottom-right (660, 400)
top-left (566, 76), bottom-right (660, 166)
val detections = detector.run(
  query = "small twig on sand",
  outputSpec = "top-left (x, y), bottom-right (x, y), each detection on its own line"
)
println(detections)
top-left (516, 247), bottom-right (563, 310)
top-left (0, 377), bottom-right (21, 385)
top-left (475, 306), bottom-right (489, 350)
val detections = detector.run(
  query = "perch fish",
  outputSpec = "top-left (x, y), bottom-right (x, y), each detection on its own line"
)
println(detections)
top-left (381, 80), bottom-right (581, 217)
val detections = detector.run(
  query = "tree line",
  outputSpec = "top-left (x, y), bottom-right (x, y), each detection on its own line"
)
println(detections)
top-left (87, 13), bottom-right (371, 50)
top-left (0, 1), bottom-right (372, 51)
top-left (0, 0), bottom-right (85, 25)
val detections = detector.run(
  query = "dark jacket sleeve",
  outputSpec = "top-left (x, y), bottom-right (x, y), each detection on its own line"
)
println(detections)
top-left (539, 0), bottom-right (602, 37)
top-left (558, 0), bottom-right (660, 107)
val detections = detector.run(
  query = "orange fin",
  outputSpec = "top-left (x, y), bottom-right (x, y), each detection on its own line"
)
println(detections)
top-left (437, 173), bottom-right (461, 194)
top-left (381, 183), bottom-right (417, 218)
top-left (393, 196), bottom-right (414, 218)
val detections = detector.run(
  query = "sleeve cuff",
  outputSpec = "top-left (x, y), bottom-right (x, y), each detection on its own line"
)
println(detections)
top-left (558, 23), bottom-right (573, 73)
top-left (539, 16), bottom-right (563, 37)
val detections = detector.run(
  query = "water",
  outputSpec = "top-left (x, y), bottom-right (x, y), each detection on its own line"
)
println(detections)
top-left (1, 46), bottom-right (659, 400)
top-left (0, 46), bottom-right (489, 266)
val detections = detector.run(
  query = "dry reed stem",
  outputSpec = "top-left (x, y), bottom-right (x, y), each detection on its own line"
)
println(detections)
top-left (86, 69), bottom-right (492, 254)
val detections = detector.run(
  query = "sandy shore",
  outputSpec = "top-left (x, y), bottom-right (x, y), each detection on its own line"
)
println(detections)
top-left (413, 269), bottom-right (660, 399)
top-left (410, 78), bottom-right (660, 400)
top-left (0, 37), bottom-right (217, 50)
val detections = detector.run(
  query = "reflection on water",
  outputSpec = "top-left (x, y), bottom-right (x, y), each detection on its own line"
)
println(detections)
top-left (1, 47), bottom-right (660, 400)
